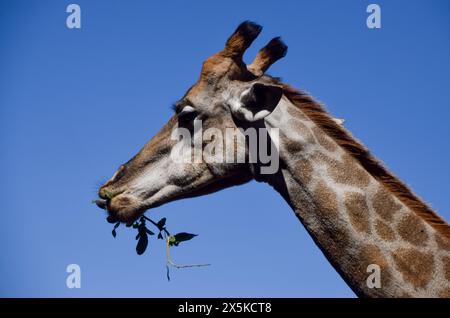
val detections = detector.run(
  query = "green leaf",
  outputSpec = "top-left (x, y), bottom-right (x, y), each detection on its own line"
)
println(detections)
top-left (136, 233), bottom-right (148, 255)
top-left (174, 232), bottom-right (197, 243)
top-left (138, 225), bottom-right (147, 235)
top-left (156, 217), bottom-right (166, 230)
top-left (168, 233), bottom-right (197, 246)
top-left (111, 222), bottom-right (120, 238)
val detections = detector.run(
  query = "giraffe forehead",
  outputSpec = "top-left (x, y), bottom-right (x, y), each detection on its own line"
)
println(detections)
top-left (201, 55), bottom-right (233, 78)
top-left (200, 54), bottom-right (249, 83)
top-left (185, 77), bottom-right (248, 110)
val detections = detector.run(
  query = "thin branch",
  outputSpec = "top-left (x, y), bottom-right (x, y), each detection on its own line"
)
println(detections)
top-left (165, 237), bottom-right (211, 269)
top-left (143, 215), bottom-right (171, 236)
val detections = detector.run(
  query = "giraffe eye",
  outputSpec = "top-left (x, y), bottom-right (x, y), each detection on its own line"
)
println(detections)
top-left (178, 105), bottom-right (197, 123)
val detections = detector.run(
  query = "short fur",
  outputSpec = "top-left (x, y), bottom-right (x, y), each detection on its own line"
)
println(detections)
top-left (281, 83), bottom-right (450, 240)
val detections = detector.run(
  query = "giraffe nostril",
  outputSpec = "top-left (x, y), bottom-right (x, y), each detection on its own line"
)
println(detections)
top-left (98, 187), bottom-right (108, 200)
top-left (98, 165), bottom-right (127, 201)
top-left (98, 185), bottom-right (116, 200)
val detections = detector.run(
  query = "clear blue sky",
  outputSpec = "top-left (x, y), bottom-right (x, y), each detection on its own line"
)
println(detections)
top-left (1, 0), bottom-right (449, 297)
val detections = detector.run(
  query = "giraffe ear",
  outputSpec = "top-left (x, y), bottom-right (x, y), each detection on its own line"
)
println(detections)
top-left (232, 83), bottom-right (283, 122)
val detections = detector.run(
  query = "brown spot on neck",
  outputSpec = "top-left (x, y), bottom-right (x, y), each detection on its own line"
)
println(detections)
top-left (374, 220), bottom-right (396, 241)
top-left (372, 186), bottom-right (402, 222)
top-left (314, 181), bottom-right (339, 219)
top-left (396, 214), bottom-right (429, 247)
top-left (311, 153), bottom-right (370, 188)
top-left (392, 248), bottom-right (435, 289)
top-left (341, 244), bottom-right (394, 297)
top-left (344, 192), bottom-right (371, 234)
top-left (293, 159), bottom-right (313, 185)
top-left (311, 181), bottom-right (352, 260)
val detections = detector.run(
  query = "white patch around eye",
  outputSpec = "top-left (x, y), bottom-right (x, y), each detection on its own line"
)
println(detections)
top-left (180, 105), bottom-right (195, 115)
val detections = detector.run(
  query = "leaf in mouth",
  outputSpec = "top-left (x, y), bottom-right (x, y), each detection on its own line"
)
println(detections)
top-left (103, 190), bottom-right (114, 199)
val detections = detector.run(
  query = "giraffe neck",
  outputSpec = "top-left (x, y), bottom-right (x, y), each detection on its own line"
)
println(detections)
top-left (261, 96), bottom-right (450, 297)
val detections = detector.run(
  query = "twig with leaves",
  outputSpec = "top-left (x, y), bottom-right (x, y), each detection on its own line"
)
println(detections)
top-left (165, 233), bottom-right (211, 280)
top-left (109, 214), bottom-right (210, 281)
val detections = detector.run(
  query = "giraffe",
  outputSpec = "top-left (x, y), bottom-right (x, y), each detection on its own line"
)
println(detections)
top-left (96, 22), bottom-right (450, 297)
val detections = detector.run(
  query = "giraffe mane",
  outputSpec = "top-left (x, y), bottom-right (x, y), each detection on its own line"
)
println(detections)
top-left (281, 83), bottom-right (450, 240)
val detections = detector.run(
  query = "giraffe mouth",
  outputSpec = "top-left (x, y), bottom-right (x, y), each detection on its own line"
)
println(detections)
top-left (94, 199), bottom-right (107, 210)
top-left (95, 192), bottom-right (147, 224)
top-left (94, 199), bottom-right (120, 223)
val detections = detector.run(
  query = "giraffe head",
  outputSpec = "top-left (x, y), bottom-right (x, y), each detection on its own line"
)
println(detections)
top-left (97, 22), bottom-right (287, 223)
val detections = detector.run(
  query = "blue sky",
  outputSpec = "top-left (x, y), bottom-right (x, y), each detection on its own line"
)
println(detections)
top-left (1, 0), bottom-right (449, 297)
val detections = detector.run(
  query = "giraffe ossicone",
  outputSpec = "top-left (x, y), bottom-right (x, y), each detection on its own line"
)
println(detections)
top-left (97, 21), bottom-right (450, 298)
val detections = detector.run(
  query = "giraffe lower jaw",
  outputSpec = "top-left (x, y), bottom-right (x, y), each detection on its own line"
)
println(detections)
top-left (94, 195), bottom-right (147, 224)
top-left (94, 199), bottom-right (121, 223)
top-left (94, 199), bottom-right (125, 224)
